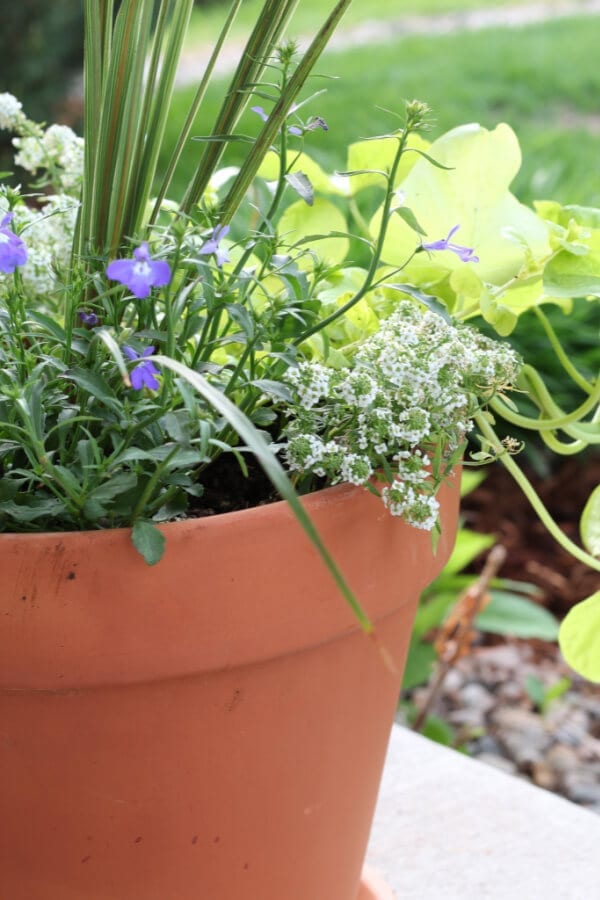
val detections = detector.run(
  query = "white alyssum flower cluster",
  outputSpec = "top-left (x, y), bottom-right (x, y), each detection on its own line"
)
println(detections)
top-left (8, 195), bottom-right (78, 296)
top-left (275, 301), bottom-right (521, 531)
top-left (0, 93), bottom-right (26, 131)
top-left (0, 94), bottom-right (82, 299)
top-left (14, 124), bottom-right (84, 194)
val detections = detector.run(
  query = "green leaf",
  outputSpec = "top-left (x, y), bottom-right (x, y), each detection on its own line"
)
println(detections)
top-left (394, 205), bottom-right (426, 236)
top-left (0, 498), bottom-right (64, 522)
top-left (257, 150), bottom-right (345, 195)
top-left (29, 311), bottom-right (67, 341)
top-left (97, 329), bottom-right (129, 381)
top-left (285, 171), bottom-right (314, 206)
top-left (278, 197), bottom-right (349, 266)
top-left (383, 283), bottom-right (452, 323)
top-left (87, 472), bottom-right (138, 502)
top-left (191, 133), bottom-right (255, 144)
top-left (559, 591), bottom-right (600, 682)
top-left (543, 230), bottom-right (600, 297)
top-left (480, 289), bottom-right (518, 336)
top-left (442, 529), bottom-right (495, 576)
top-left (543, 676), bottom-right (571, 708)
top-left (476, 591), bottom-right (559, 640)
top-left (131, 519), bottom-right (166, 566)
top-left (460, 470), bottom-right (487, 497)
top-left (371, 123), bottom-right (550, 287)
top-left (413, 591), bottom-right (457, 638)
top-left (401, 635), bottom-right (437, 690)
top-left (64, 368), bottom-right (122, 414)
top-left (251, 378), bottom-right (294, 403)
top-left (580, 484), bottom-right (600, 557)
top-left (524, 674), bottom-right (546, 710)
top-left (420, 715), bottom-right (456, 747)
top-left (346, 133), bottom-right (429, 194)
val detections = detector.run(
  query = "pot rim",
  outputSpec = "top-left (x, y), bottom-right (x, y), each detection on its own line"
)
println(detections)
top-left (0, 478), bottom-right (361, 542)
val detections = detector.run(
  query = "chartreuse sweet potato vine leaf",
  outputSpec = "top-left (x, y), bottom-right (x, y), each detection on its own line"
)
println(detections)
top-left (345, 133), bottom-right (430, 195)
top-left (543, 230), bottom-right (600, 298)
top-left (580, 485), bottom-right (600, 558)
top-left (278, 197), bottom-right (349, 265)
top-left (559, 592), bottom-right (600, 683)
top-left (369, 124), bottom-right (551, 317)
top-left (257, 150), bottom-right (347, 196)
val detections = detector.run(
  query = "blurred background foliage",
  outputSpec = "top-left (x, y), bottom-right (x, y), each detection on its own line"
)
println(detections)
top-left (0, 1), bottom-right (83, 124)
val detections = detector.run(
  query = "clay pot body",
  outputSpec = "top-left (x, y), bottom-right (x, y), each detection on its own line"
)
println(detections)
top-left (0, 477), bottom-right (459, 899)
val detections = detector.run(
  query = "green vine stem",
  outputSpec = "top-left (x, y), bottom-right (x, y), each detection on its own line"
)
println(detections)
top-left (294, 127), bottom-right (412, 344)
top-left (474, 411), bottom-right (600, 572)
top-left (491, 364), bottom-right (600, 439)
top-left (532, 306), bottom-right (594, 395)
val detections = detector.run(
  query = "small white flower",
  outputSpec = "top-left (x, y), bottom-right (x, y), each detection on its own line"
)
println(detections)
top-left (0, 93), bottom-right (24, 131)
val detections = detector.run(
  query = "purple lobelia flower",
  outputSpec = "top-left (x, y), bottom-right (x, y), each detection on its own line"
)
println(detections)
top-left (421, 225), bottom-right (479, 263)
top-left (123, 345), bottom-right (160, 391)
top-left (106, 242), bottom-right (171, 299)
top-left (78, 310), bottom-right (99, 327)
top-left (0, 212), bottom-right (28, 273)
top-left (198, 224), bottom-right (230, 268)
top-left (306, 116), bottom-right (328, 132)
top-left (251, 105), bottom-right (269, 124)
top-left (251, 105), bottom-right (303, 136)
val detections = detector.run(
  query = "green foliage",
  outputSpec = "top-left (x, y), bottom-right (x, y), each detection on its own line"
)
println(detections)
top-left (559, 591), bottom-right (600, 683)
top-left (476, 592), bottom-right (559, 641)
top-left (0, 1), bottom-right (83, 123)
top-left (580, 485), bottom-right (600, 558)
top-left (524, 674), bottom-right (571, 715)
top-left (402, 472), bottom-right (560, 692)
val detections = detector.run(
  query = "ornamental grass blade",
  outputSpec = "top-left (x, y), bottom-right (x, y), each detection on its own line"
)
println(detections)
top-left (153, 355), bottom-right (372, 632)
top-left (181, 0), bottom-right (301, 213)
top-left (220, 0), bottom-right (354, 223)
top-left (80, 0), bottom-right (196, 254)
top-left (129, 0), bottom-right (195, 236)
top-left (151, 0), bottom-right (244, 223)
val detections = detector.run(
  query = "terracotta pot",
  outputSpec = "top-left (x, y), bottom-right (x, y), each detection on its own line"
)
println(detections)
top-left (0, 475), bottom-right (459, 900)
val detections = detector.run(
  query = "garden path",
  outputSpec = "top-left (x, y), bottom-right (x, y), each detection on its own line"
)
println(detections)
top-left (176, 0), bottom-right (600, 85)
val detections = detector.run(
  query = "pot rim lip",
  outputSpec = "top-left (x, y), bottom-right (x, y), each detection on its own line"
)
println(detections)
top-left (0, 478), bottom-right (375, 542)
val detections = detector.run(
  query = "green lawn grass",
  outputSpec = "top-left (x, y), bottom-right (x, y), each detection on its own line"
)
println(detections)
top-left (165, 13), bottom-right (600, 208)
top-left (187, 0), bottom-right (579, 46)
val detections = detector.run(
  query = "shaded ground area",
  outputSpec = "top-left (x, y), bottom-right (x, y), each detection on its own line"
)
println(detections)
top-left (462, 455), bottom-right (600, 614)
top-left (407, 455), bottom-right (599, 811)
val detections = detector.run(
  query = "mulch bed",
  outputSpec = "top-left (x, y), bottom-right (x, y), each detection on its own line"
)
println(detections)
top-left (461, 455), bottom-right (600, 615)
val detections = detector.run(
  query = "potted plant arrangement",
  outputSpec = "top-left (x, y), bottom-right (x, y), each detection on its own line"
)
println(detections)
top-left (0, 1), bottom-right (598, 898)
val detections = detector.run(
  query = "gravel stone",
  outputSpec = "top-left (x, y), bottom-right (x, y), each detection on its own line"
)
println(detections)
top-left (406, 637), bottom-right (599, 814)
top-left (460, 683), bottom-right (496, 712)
top-left (477, 753), bottom-right (518, 776)
top-left (471, 735), bottom-right (504, 756)
top-left (531, 761), bottom-right (559, 791)
top-left (563, 774), bottom-right (600, 805)
top-left (491, 707), bottom-right (553, 766)
top-left (442, 668), bottom-right (465, 694)
top-left (545, 743), bottom-right (580, 775)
